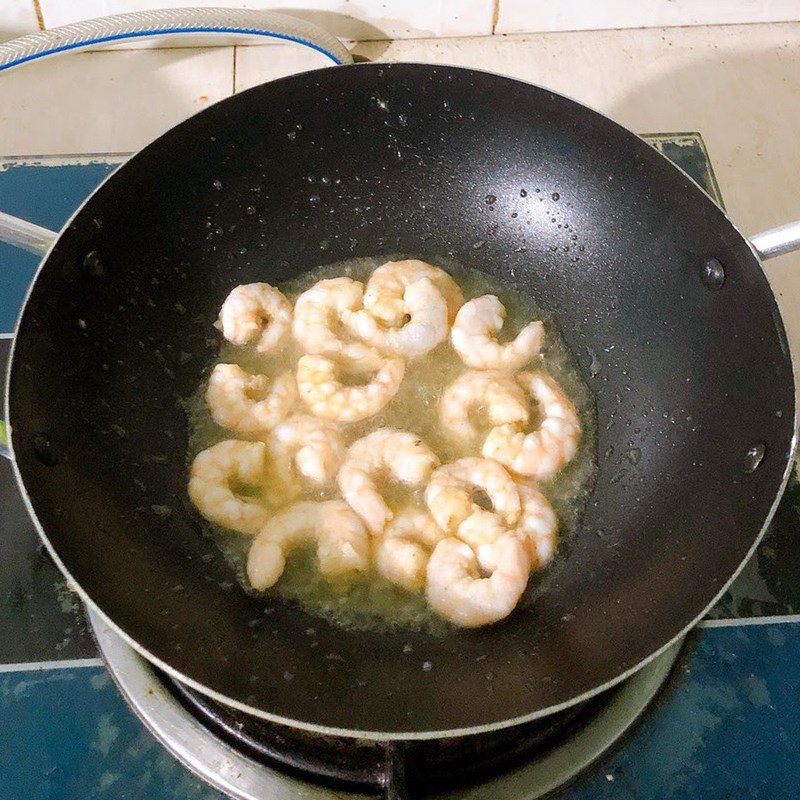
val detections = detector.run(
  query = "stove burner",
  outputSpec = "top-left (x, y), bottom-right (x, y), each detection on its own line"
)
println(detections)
top-left (166, 673), bottom-right (608, 797)
top-left (89, 608), bottom-right (683, 800)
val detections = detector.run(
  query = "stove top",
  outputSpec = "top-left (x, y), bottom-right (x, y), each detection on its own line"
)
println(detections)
top-left (88, 609), bottom-right (680, 800)
top-left (2, 136), bottom-right (800, 799)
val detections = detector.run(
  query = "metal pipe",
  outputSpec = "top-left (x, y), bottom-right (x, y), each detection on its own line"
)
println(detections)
top-left (0, 211), bottom-right (57, 255)
top-left (750, 220), bottom-right (800, 260)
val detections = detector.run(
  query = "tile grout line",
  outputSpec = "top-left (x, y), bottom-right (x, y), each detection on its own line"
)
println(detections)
top-left (0, 657), bottom-right (103, 673)
top-left (699, 613), bottom-right (800, 628)
top-left (232, 45), bottom-right (237, 95)
top-left (491, 0), bottom-right (500, 34)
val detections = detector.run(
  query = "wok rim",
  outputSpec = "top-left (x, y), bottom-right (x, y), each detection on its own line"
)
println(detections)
top-left (5, 62), bottom-right (798, 740)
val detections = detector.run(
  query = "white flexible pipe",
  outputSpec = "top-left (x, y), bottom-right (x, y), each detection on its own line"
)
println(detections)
top-left (0, 8), bottom-right (352, 71)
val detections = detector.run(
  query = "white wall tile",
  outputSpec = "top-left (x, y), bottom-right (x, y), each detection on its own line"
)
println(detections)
top-left (496, 0), bottom-right (800, 34)
top-left (0, 1), bottom-right (39, 42)
top-left (235, 43), bottom-right (337, 92)
top-left (39, 0), bottom-right (494, 42)
top-left (0, 46), bottom-right (233, 155)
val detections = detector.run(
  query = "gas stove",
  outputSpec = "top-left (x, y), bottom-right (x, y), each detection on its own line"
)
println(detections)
top-left (2, 138), bottom-right (800, 799)
top-left (89, 609), bottom-right (679, 800)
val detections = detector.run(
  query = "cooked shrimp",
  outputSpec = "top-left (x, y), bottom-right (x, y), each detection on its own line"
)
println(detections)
top-left (425, 457), bottom-right (521, 535)
top-left (483, 372), bottom-right (581, 480)
top-left (454, 508), bottom-right (507, 548)
top-left (363, 259), bottom-right (464, 326)
top-left (265, 414), bottom-right (346, 503)
top-left (338, 429), bottom-right (439, 534)
top-left (451, 295), bottom-right (544, 371)
top-left (188, 440), bottom-right (270, 535)
top-left (292, 277), bottom-right (383, 368)
top-left (217, 283), bottom-right (292, 355)
top-left (296, 354), bottom-right (405, 423)
top-left (516, 482), bottom-right (558, 569)
top-left (206, 363), bottom-right (296, 436)
top-left (343, 277), bottom-right (448, 358)
top-left (474, 483), bottom-right (558, 573)
top-left (426, 535), bottom-right (530, 627)
top-left (375, 509), bottom-right (446, 592)
top-left (439, 371), bottom-right (529, 442)
top-left (246, 500), bottom-right (370, 590)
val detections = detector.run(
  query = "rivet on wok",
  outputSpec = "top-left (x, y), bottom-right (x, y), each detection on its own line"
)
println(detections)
top-left (700, 258), bottom-right (725, 290)
top-left (743, 443), bottom-right (766, 473)
top-left (83, 250), bottom-right (105, 277)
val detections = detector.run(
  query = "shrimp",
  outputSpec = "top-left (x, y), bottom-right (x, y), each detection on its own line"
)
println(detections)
top-left (439, 371), bottom-right (529, 442)
top-left (296, 354), bottom-right (405, 423)
top-left (217, 283), bottom-right (292, 355)
top-left (206, 363), bottom-right (297, 436)
top-left (474, 483), bottom-right (558, 573)
top-left (425, 457), bottom-right (521, 535)
top-left (375, 509), bottom-right (446, 592)
top-left (343, 277), bottom-right (448, 358)
top-left (451, 295), bottom-right (544, 371)
top-left (515, 482), bottom-right (558, 569)
top-left (246, 501), bottom-right (370, 590)
top-left (363, 259), bottom-right (464, 326)
top-left (426, 535), bottom-right (531, 627)
top-left (338, 429), bottom-right (439, 534)
top-left (483, 372), bottom-right (581, 480)
top-left (455, 508), bottom-right (507, 548)
top-left (292, 277), bottom-right (383, 368)
top-left (264, 414), bottom-right (346, 503)
top-left (188, 440), bottom-right (270, 536)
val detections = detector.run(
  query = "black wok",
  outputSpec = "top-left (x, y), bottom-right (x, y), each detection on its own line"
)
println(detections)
top-left (2, 60), bottom-right (797, 738)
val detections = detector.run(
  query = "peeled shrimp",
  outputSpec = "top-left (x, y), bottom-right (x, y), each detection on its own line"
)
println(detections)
top-left (516, 482), bottom-right (558, 569)
top-left (483, 372), bottom-right (581, 480)
top-left (206, 363), bottom-right (296, 436)
top-left (474, 483), bottom-right (558, 573)
top-left (296, 354), bottom-right (405, 423)
top-left (292, 277), bottom-right (383, 368)
top-left (343, 277), bottom-right (448, 358)
top-left (451, 295), bottom-right (544, 371)
top-left (217, 283), bottom-right (292, 355)
top-left (363, 259), bottom-right (464, 326)
top-left (425, 457), bottom-right (521, 535)
top-left (426, 535), bottom-right (530, 627)
top-left (188, 440), bottom-right (270, 535)
top-left (439, 371), bottom-right (529, 442)
top-left (375, 509), bottom-right (446, 592)
top-left (246, 500), bottom-right (370, 590)
top-left (455, 508), bottom-right (507, 548)
top-left (265, 414), bottom-right (346, 503)
top-left (338, 429), bottom-right (439, 534)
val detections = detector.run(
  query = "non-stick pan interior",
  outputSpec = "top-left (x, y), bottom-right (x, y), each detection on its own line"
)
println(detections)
top-left (8, 64), bottom-right (795, 736)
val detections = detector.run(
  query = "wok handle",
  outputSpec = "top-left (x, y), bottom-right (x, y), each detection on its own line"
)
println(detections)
top-left (750, 220), bottom-right (800, 260)
top-left (0, 214), bottom-right (57, 460)
top-left (0, 210), bottom-right (57, 255)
